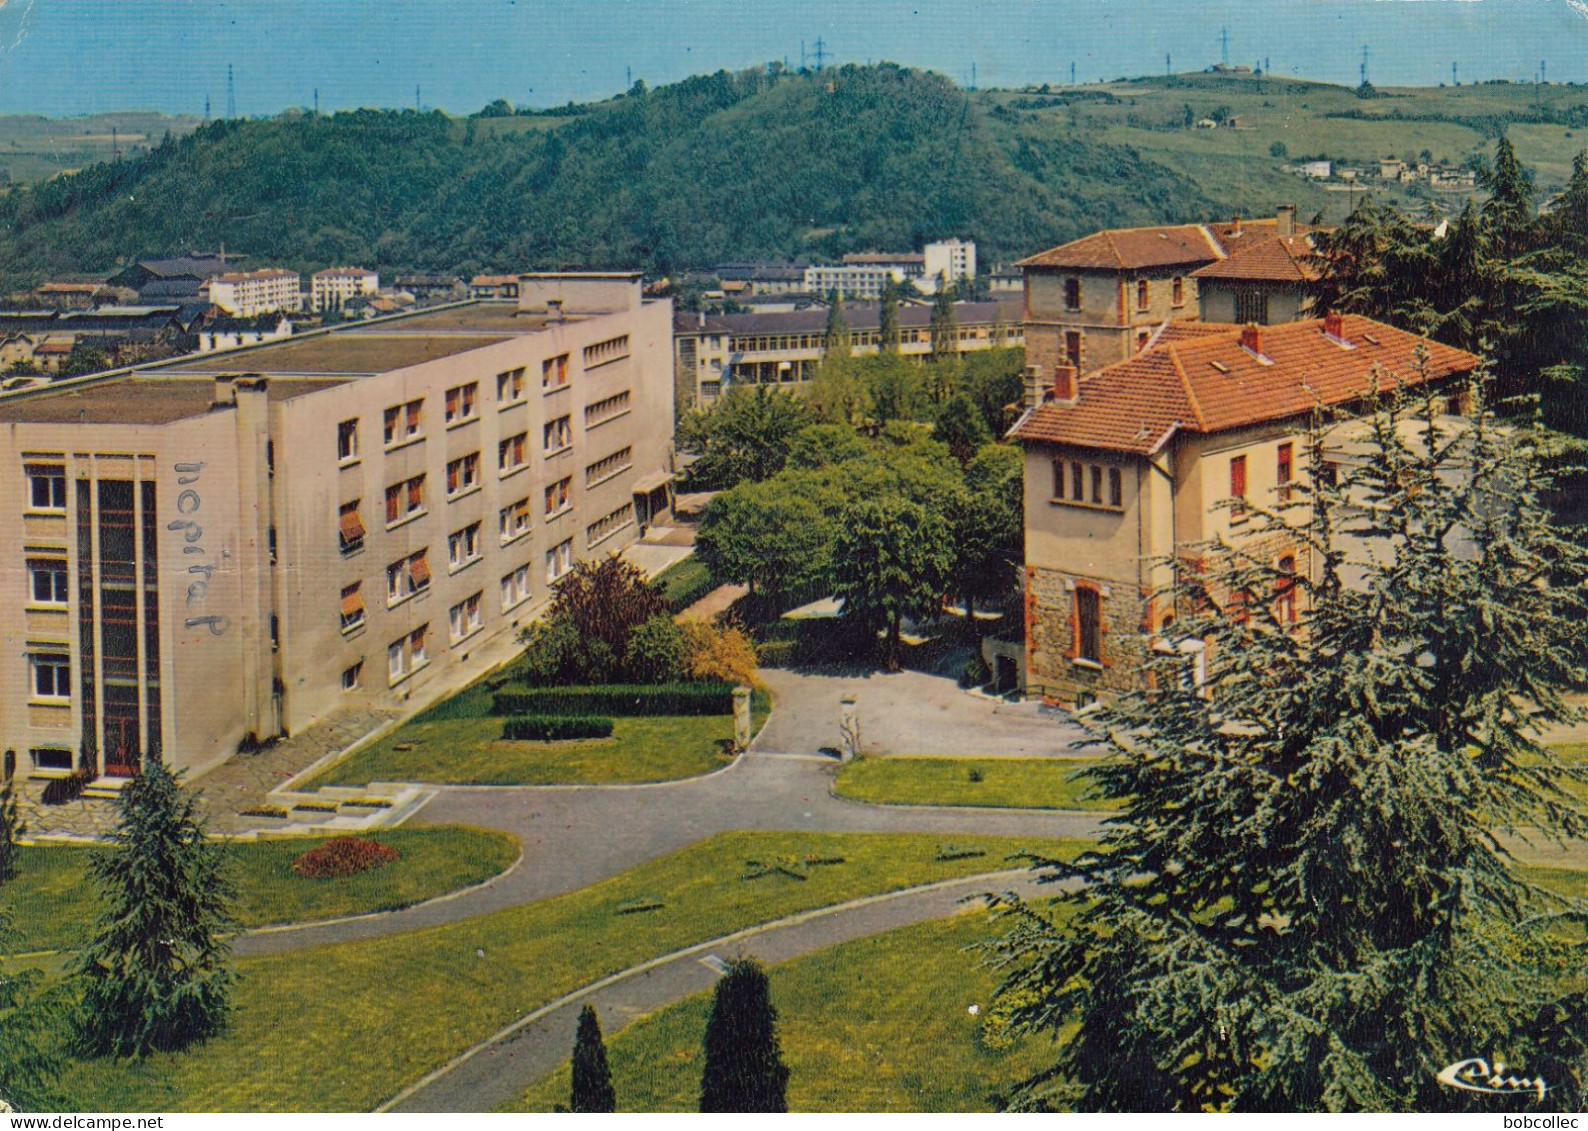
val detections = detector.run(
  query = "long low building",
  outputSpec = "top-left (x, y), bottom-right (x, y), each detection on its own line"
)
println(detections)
top-left (0, 273), bottom-right (675, 788)
top-left (673, 299), bottom-right (1023, 409)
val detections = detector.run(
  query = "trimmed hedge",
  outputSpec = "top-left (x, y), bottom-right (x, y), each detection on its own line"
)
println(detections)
top-left (501, 715), bottom-right (616, 741)
top-left (491, 682), bottom-right (738, 718)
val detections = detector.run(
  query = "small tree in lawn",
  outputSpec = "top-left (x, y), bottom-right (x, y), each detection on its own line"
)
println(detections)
top-left (700, 958), bottom-right (789, 1113)
top-left (985, 375), bottom-right (1588, 1111)
top-left (832, 496), bottom-right (953, 671)
top-left (76, 758), bottom-right (236, 1058)
top-left (570, 1004), bottom-right (617, 1113)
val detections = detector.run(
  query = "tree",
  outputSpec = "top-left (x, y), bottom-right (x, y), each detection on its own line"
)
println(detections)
top-left (76, 758), bottom-right (236, 1058)
top-left (570, 1004), bottom-right (617, 1113)
top-left (677, 384), bottom-right (817, 489)
top-left (933, 393), bottom-right (992, 465)
top-left (0, 777), bottom-right (21, 885)
top-left (1482, 134), bottom-right (1536, 258)
top-left (0, 912), bottom-right (65, 1112)
top-left (878, 279), bottom-right (901, 353)
top-left (987, 379), bottom-right (1588, 1111)
top-left (516, 555), bottom-right (672, 684)
top-left (952, 442), bottom-right (1024, 621)
top-left (823, 290), bottom-right (851, 363)
top-left (60, 341), bottom-right (111, 379)
top-left (832, 495), bottom-right (953, 670)
top-left (699, 958), bottom-right (789, 1113)
top-left (695, 474), bottom-right (836, 605)
top-left (1269, 140), bottom-right (1288, 159)
top-left (929, 280), bottom-right (959, 366)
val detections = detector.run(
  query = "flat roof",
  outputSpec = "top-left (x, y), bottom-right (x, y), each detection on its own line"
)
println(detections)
top-left (155, 332), bottom-right (513, 376)
top-left (0, 376), bottom-right (348, 426)
top-left (343, 304), bottom-right (556, 335)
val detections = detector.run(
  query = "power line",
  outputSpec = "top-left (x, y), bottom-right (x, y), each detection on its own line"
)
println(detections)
top-left (812, 36), bottom-right (827, 72)
top-left (1360, 44), bottom-right (1369, 87)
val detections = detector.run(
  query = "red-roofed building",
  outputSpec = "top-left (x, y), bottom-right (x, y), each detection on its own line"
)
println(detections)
top-left (1004, 313), bottom-right (1480, 705)
top-left (1191, 232), bottom-right (1322, 326)
top-left (1018, 206), bottom-right (1309, 374)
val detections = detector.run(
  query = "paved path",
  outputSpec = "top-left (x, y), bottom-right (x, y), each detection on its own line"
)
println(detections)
top-left (754, 666), bottom-right (1093, 758)
top-left (385, 867), bottom-right (1069, 1113)
top-left (235, 751), bottom-right (1103, 956)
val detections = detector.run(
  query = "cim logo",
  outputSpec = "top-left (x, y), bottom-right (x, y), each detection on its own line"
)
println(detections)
top-left (1437, 1057), bottom-right (1547, 1103)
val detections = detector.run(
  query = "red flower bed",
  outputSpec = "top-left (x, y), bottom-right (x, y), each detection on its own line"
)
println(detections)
top-left (291, 836), bottom-right (400, 879)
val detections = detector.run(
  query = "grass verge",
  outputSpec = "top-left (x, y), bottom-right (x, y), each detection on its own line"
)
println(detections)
top-left (1, 825), bottom-right (519, 954)
top-left (834, 757), bottom-right (1114, 811)
top-left (505, 910), bottom-right (1053, 1112)
top-left (49, 831), bottom-right (1086, 1112)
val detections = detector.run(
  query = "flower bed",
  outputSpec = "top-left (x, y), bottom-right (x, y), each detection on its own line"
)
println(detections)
top-left (292, 836), bottom-right (400, 879)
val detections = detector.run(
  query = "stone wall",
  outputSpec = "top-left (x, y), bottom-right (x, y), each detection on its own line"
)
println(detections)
top-left (1025, 564), bottom-right (1149, 707)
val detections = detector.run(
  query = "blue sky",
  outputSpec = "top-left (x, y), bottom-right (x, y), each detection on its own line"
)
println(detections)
top-left (0, 0), bottom-right (1582, 117)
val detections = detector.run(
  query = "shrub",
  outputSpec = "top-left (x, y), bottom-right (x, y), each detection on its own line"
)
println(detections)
top-left (492, 683), bottom-right (738, 717)
top-left (960, 654), bottom-right (991, 688)
top-left (501, 715), bottom-right (616, 742)
top-left (755, 639), bottom-right (797, 668)
top-left (40, 769), bottom-right (95, 806)
top-left (625, 614), bottom-right (686, 683)
top-left (515, 557), bottom-right (671, 684)
top-left (291, 837), bottom-right (400, 879)
top-left (657, 559), bottom-right (718, 612)
top-left (682, 620), bottom-right (760, 686)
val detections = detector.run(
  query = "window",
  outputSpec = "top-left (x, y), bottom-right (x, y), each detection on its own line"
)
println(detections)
top-left (1070, 461), bottom-right (1084, 500)
top-left (1090, 466), bottom-right (1103, 505)
top-left (1276, 442), bottom-right (1294, 504)
top-left (1108, 467), bottom-right (1123, 509)
top-left (542, 353), bottom-right (570, 389)
top-left (387, 626), bottom-right (429, 683)
top-left (1136, 278), bottom-right (1150, 311)
top-left (339, 501), bottom-right (366, 554)
top-left (449, 592), bottom-right (483, 642)
top-left (30, 653), bottom-right (70, 700)
top-left (1137, 330), bottom-right (1150, 353)
top-left (1229, 455), bottom-right (1248, 519)
top-left (500, 498), bottom-right (531, 543)
top-left (444, 382), bottom-right (479, 424)
top-left (1074, 587), bottom-right (1102, 664)
top-left (544, 476), bottom-right (572, 517)
top-left (30, 747), bottom-right (74, 771)
top-left (27, 466), bottom-right (66, 510)
top-left (586, 390), bottom-right (632, 427)
top-left (384, 475), bottom-right (426, 525)
top-left (383, 399), bottom-right (424, 446)
top-left (587, 503), bottom-right (635, 548)
top-left (340, 582), bottom-right (366, 631)
top-left (543, 415), bottom-right (572, 453)
top-left (337, 419), bottom-right (360, 462)
top-left (499, 432), bottom-right (527, 473)
top-left (386, 549), bottom-right (431, 604)
top-left (28, 559), bottom-right (68, 605)
top-left (501, 564), bottom-right (531, 611)
top-left (583, 335), bottom-right (629, 367)
top-left (1172, 276), bottom-right (1185, 306)
top-left (341, 662), bottom-right (363, 691)
top-left (1052, 459), bottom-right (1066, 499)
top-left (1064, 277), bottom-right (1082, 310)
top-left (446, 453), bottom-right (481, 497)
top-left (448, 522), bottom-right (482, 569)
top-left (1275, 554), bottom-right (1299, 625)
top-left (586, 446), bottom-right (633, 486)
top-left (546, 538), bottom-right (573, 583)
top-left (1064, 331), bottom-right (1082, 368)
top-left (1235, 289), bottom-right (1270, 325)
top-left (498, 367), bottom-right (526, 403)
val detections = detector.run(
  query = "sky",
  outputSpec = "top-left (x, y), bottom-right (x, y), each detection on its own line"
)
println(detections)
top-left (0, 0), bottom-right (1584, 118)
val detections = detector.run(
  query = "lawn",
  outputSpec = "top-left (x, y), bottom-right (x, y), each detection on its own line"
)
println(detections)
top-left (506, 910), bottom-right (1057, 1113)
top-left (0, 825), bottom-right (519, 954)
top-left (835, 757), bottom-right (1114, 811)
top-left (45, 831), bottom-right (1088, 1112)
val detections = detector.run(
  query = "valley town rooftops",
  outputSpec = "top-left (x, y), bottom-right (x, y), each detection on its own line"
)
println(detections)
top-left (1009, 314), bottom-right (1480, 455)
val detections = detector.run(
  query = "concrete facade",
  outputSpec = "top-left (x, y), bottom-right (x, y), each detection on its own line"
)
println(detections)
top-left (0, 278), bottom-right (673, 785)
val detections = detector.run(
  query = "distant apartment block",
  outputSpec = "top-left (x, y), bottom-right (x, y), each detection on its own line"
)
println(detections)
top-left (922, 238), bottom-right (977, 288)
top-left (311, 267), bottom-right (379, 313)
top-left (470, 275), bottom-right (521, 300)
top-left (673, 299), bottom-right (1022, 408)
top-left (207, 269), bottom-right (303, 317)
top-left (0, 273), bottom-right (674, 790)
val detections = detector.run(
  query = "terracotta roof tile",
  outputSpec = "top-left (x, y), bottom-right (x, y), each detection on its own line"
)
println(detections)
top-left (1017, 217), bottom-right (1318, 273)
top-left (1010, 315), bottom-right (1479, 455)
top-left (1190, 234), bottom-right (1322, 283)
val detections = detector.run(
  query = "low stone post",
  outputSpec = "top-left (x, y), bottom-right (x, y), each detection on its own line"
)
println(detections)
top-left (838, 695), bottom-right (861, 763)
top-left (733, 685), bottom-right (752, 751)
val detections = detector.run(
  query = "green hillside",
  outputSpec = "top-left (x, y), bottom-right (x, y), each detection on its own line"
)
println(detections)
top-left (0, 64), bottom-right (1213, 286)
top-left (2, 65), bottom-right (1585, 288)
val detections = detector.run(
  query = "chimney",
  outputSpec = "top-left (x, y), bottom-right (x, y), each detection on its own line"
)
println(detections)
top-left (1323, 310), bottom-right (1345, 340)
top-left (1276, 204), bottom-right (1296, 237)
top-left (1230, 213), bottom-right (1243, 238)
top-left (1022, 365), bottom-right (1046, 410)
top-left (1240, 323), bottom-right (1263, 356)
top-left (212, 374), bottom-right (238, 407)
top-left (547, 298), bottom-right (565, 323)
top-left (1053, 363), bottom-right (1079, 404)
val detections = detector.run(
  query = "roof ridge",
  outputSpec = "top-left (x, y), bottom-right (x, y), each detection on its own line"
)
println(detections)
top-left (1197, 224), bottom-right (1228, 260)
top-left (1104, 230), bottom-right (1125, 269)
top-left (1167, 344), bottom-right (1209, 431)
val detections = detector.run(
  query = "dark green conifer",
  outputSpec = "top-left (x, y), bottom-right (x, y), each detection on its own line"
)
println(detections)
top-left (569, 1004), bottom-right (616, 1113)
top-left (700, 958), bottom-right (789, 1112)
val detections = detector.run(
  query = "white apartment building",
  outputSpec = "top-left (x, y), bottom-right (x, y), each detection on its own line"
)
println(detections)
top-left (208, 269), bottom-right (304, 317)
top-left (312, 268), bottom-right (380, 313)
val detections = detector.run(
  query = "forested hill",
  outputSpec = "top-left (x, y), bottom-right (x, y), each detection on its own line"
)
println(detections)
top-left (0, 64), bottom-right (1218, 285)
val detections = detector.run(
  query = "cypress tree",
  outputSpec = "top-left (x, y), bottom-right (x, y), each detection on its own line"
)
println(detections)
top-left (929, 279), bottom-right (959, 362)
top-left (823, 290), bottom-right (851, 363)
top-left (879, 279), bottom-right (901, 353)
top-left (987, 375), bottom-right (1588, 1111)
top-left (569, 1004), bottom-right (616, 1113)
top-left (699, 958), bottom-right (789, 1112)
top-left (75, 758), bottom-right (236, 1058)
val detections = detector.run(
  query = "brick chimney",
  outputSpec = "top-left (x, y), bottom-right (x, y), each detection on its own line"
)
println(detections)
top-left (1276, 204), bottom-right (1296, 237)
top-left (1240, 323), bottom-right (1264, 356)
top-left (1230, 213), bottom-right (1243, 238)
top-left (1323, 310), bottom-right (1345, 340)
top-left (1022, 365), bottom-right (1046, 410)
top-left (1053, 363), bottom-right (1079, 403)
